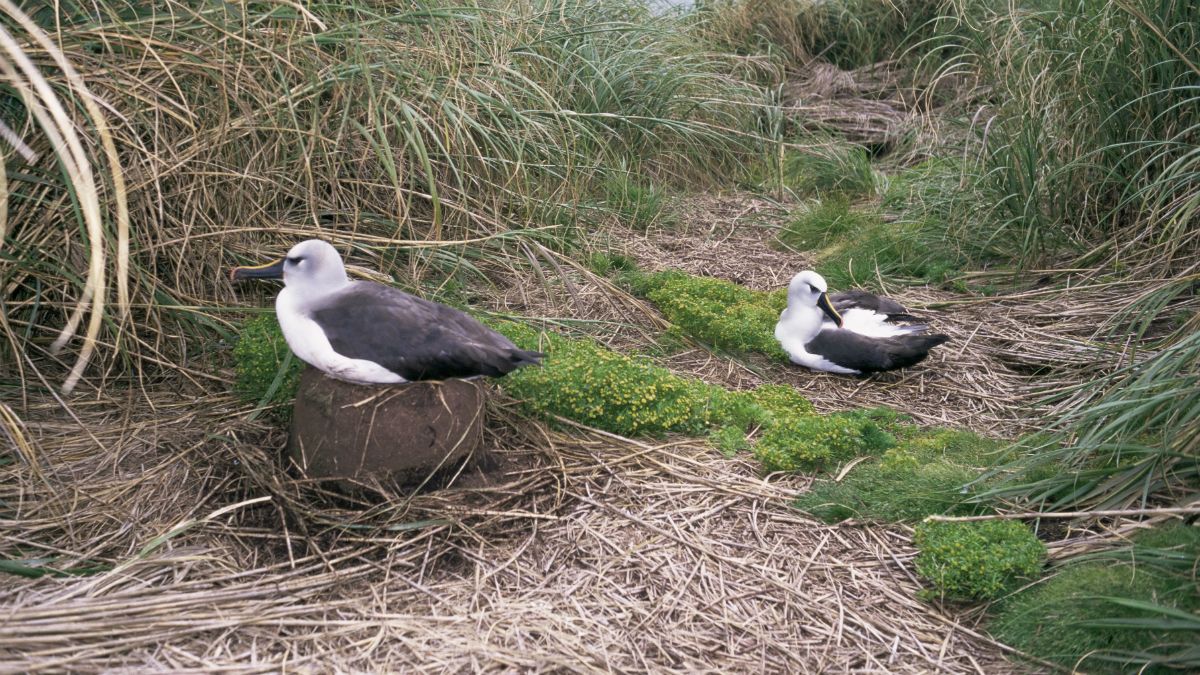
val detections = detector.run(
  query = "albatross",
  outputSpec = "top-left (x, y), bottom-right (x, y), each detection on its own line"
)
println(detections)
top-left (775, 271), bottom-right (948, 375)
top-left (231, 239), bottom-right (542, 384)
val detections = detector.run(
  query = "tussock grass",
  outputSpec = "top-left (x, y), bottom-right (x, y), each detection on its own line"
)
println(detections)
top-left (0, 0), bottom-right (762, 395)
top-left (993, 523), bottom-right (1200, 673)
top-left (695, 0), bottom-right (948, 70)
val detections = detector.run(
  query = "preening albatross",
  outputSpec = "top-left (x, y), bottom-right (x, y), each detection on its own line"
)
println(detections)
top-left (231, 239), bottom-right (542, 384)
top-left (775, 271), bottom-right (948, 375)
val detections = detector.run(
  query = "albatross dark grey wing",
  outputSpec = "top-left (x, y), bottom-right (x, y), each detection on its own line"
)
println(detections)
top-left (806, 328), bottom-right (948, 374)
top-left (830, 289), bottom-right (921, 322)
top-left (311, 281), bottom-right (542, 381)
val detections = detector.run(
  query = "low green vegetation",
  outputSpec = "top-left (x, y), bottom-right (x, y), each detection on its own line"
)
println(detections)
top-left (777, 197), bottom-right (877, 250)
top-left (624, 269), bottom-right (787, 359)
top-left (232, 314), bottom-right (302, 419)
top-left (913, 519), bottom-right (1046, 602)
top-left (495, 321), bottom-right (752, 437)
top-left (795, 427), bottom-right (1005, 523)
top-left (992, 523), bottom-right (1200, 673)
top-left (778, 195), bottom-right (965, 290)
top-left (603, 171), bottom-right (676, 231)
top-left (781, 143), bottom-right (877, 198)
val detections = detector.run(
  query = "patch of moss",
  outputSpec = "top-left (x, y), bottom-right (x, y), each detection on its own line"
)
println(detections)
top-left (914, 520), bottom-right (1046, 602)
top-left (627, 270), bottom-right (787, 359)
top-left (493, 322), bottom-right (903, 476)
top-left (794, 428), bottom-right (1005, 523)
top-left (753, 412), bottom-right (881, 472)
top-left (747, 383), bottom-right (816, 418)
top-left (495, 322), bottom-right (736, 437)
top-left (232, 314), bottom-right (302, 419)
top-left (992, 523), bottom-right (1200, 673)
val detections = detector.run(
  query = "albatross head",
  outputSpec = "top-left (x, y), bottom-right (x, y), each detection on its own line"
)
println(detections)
top-left (231, 239), bottom-right (349, 292)
top-left (786, 270), bottom-right (844, 327)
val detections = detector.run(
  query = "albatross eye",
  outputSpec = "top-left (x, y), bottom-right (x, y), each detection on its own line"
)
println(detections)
top-left (287, 255), bottom-right (305, 265)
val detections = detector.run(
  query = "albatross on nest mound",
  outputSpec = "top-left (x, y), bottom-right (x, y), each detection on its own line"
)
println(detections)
top-left (231, 239), bottom-right (542, 384)
top-left (775, 271), bottom-right (948, 375)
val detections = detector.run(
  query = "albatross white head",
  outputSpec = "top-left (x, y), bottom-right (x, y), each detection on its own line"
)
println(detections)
top-left (230, 239), bottom-right (350, 293)
top-left (784, 270), bottom-right (844, 327)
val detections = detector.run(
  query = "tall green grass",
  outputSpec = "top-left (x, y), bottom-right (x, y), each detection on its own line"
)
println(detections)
top-left (0, 0), bottom-right (763, 392)
top-left (936, 0), bottom-right (1200, 269)
top-left (693, 0), bottom-right (949, 70)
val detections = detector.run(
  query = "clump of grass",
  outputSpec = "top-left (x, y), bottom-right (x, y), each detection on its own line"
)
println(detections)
top-left (992, 523), bottom-right (1200, 673)
top-left (695, 0), bottom-right (948, 70)
top-left (794, 427), bottom-right (1005, 522)
top-left (815, 212), bottom-right (963, 289)
top-left (232, 314), bottom-right (303, 420)
top-left (781, 143), bottom-right (877, 198)
top-left (603, 172), bottom-right (675, 231)
top-left (913, 520), bottom-right (1046, 602)
top-left (5, 0), bottom-right (766, 393)
top-left (778, 198), bottom-right (880, 250)
top-left (626, 270), bottom-right (787, 359)
top-left (974, 330), bottom-right (1200, 512)
top-left (585, 251), bottom-right (639, 278)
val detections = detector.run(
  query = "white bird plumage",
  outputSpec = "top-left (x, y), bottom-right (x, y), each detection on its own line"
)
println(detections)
top-left (232, 239), bottom-right (541, 384)
top-left (775, 271), bottom-right (948, 375)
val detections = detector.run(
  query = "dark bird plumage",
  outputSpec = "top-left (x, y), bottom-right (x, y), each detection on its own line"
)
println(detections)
top-left (830, 289), bottom-right (922, 322)
top-left (312, 283), bottom-right (542, 381)
top-left (232, 239), bottom-right (541, 384)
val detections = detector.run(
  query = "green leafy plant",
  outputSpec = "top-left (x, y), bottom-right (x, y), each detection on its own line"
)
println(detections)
top-left (496, 322), bottom-right (738, 437)
top-left (628, 270), bottom-right (787, 359)
top-left (913, 519), bottom-right (1045, 602)
top-left (232, 314), bottom-right (302, 419)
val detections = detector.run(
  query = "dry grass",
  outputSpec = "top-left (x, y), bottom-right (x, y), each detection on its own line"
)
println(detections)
top-left (1, 387), bottom-right (1018, 673)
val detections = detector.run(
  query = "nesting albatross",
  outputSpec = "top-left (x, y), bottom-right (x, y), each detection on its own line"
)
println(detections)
top-left (775, 271), bottom-right (948, 375)
top-left (231, 239), bottom-right (542, 384)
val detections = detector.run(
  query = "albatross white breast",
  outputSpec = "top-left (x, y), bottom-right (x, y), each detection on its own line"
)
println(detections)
top-left (231, 239), bottom-right (542, 384)
top-left (775, 271), bottom-right (948, 375)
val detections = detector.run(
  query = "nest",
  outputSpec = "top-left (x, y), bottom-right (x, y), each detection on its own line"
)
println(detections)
top-left (0, 390), bottom-right (1012, 672)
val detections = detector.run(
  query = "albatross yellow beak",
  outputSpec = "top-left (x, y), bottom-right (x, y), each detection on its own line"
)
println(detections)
top-left (816, 292), bottom-right (844, 327)
top-left (230, 257), bottom-right (285, 281)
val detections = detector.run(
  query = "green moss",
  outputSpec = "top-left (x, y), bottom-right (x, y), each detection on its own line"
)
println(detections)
top-left (794, 427), bottom-right (1006, 523)
top-left (495, 322), bottom-right (733, 437)
top-left (914, 520), bottom-right (1046, 602)
top-left (752, 406), bottom-right (897, 474)
top-left (232, 314), bottom-right (302, 419)
top-left (992, 524), bottom-right (1200, 673)
top-left (747, 383), bottom-right (816, 418)
top-left (628, 270), bottom-right (787, 359)
top-left (492, 321), bottom-right (902, 477)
